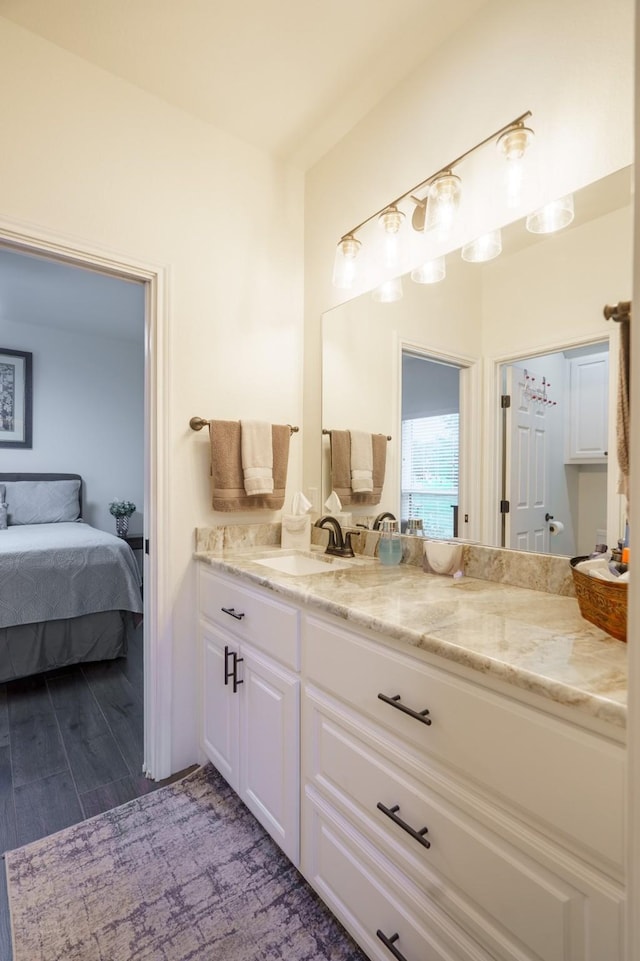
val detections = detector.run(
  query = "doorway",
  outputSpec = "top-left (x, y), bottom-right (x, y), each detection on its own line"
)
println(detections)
top-left (0, 220), bottom-right (169, 782)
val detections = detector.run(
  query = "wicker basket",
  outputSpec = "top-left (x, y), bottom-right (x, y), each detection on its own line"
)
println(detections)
top-left (570, 556), bottom-right (628, 642)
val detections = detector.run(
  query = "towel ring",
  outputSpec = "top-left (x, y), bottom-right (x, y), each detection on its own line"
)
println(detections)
top-left (190, 417), bottom-right (299, 434)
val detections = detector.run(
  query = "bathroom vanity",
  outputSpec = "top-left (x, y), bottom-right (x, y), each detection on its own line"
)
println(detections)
top-left (196, 546), bottom-right (627, 961)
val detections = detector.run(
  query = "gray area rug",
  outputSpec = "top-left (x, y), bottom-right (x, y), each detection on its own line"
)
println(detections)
top-left (5, 763), bottom-right (369, 961)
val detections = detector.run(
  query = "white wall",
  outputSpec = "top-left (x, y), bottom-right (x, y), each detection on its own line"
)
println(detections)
top-left (0, 317), bottom-right (144, 534)
top-left (481, 205), bottom-right (633, 358)
top-left (304, 0), bottom-right (635, 497)
top-left (0, 16), bottom-right (304, 774)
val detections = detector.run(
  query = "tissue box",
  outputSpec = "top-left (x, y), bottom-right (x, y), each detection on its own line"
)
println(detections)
top-left (281, 514), bottom-right (311, 550)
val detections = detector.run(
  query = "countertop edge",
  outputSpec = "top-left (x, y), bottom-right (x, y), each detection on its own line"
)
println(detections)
top-left (195, 551), bottom-right (627, 732)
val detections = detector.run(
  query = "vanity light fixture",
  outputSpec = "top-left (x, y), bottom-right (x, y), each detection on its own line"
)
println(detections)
top-left (332, 233), bottom-right (362, 289)
top-left (526, 194), bottom-right (575, 234)
top-left (411, 256), bottom-right (446, 284)
top-left (423, 172), bottom-right (462, 236)
top-left (372, 276), bottom-right (403, 303)
top-left (378, 204), bottom-right (406, 270)
top-left (330, 110), bottom-right (533, 290)
top-left (461, 228), bottom-right (502, 263)
top-left (498, 121), bottom-right (535, 207)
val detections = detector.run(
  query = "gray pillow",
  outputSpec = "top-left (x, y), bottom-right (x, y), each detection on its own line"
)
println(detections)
top-left (5, 480), bottom-right (81, 525)
top-left (0, 484), bottom-right (6, 530)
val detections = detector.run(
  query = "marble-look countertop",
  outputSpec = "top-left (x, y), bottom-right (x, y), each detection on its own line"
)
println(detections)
top-left (195, 546), bottom-right (627, 730)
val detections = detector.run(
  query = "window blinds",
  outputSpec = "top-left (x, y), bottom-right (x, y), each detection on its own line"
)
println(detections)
top-left (401, 413), bottom-right (459, 538)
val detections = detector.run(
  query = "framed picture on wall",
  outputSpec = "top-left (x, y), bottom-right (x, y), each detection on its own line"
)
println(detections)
top-left (0, 348), bottom-right (33, 449)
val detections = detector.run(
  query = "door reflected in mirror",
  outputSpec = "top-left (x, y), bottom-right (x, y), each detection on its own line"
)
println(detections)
top-left (500, 343), bottom-right (609, 557)
top-left (321, 166), bottom-right (632, 554)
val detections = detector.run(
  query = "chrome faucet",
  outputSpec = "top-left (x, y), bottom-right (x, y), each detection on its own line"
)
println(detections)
top-left (372, 511), bottom-right (397, 530)
top-left (314, 515), bottom-right (357, 558)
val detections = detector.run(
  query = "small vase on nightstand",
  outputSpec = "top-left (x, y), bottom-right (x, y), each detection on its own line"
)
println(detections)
top-left (116, 515), bottom-right (129, 539)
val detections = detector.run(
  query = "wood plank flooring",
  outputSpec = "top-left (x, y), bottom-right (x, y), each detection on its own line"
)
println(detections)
top-left (0, 623), bottom-right (196, 959)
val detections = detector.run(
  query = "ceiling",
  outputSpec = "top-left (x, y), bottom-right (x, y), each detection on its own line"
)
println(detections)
top-left (0, 0), bottom-right (490, 168)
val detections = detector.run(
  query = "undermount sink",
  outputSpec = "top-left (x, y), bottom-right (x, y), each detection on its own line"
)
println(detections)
top-left (252, 551), bottom-right (358, 576)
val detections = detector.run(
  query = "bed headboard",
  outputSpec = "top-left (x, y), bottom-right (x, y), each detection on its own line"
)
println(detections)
top-left (0, 473), bottom-right (83, 518)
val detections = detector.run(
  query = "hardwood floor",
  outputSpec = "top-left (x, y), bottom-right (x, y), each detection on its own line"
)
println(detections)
top-left (0, 623), bottom-right (196, 959)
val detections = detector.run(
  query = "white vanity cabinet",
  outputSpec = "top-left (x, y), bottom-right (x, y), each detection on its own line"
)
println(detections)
top-left (301, 611), bottom-right (625, 961)
top-left (198, 566), bottom-right (301, 864)
top-left (565, 351), bottom-right (609, 463)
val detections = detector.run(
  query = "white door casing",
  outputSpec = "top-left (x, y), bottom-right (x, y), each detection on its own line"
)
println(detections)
top-left (0, 215), bottom-right (171, 780)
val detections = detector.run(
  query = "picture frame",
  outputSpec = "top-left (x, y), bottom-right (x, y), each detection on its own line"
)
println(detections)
top-left (0, 348), bottom-right (33, 449)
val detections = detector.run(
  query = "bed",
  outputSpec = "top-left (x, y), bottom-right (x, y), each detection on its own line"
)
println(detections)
top-left (0, 473), bottom-right (143, 683)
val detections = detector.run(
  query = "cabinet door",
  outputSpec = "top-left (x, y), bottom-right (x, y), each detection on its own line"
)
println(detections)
top-left (201, 622), bottom-right (240, 793)
top-left (239, 643), bottom-right (300, 865)
top-left (566, 353), bottom-right (609, 462)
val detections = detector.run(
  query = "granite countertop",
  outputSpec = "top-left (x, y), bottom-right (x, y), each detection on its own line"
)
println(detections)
top-left (195, 546), bottom-right (627, 730)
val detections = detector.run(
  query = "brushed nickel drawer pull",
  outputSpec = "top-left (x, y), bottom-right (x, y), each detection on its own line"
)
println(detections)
top-left (376, 930), bottom-right (410, 961)
top-left (221, 606), bottom-right (245, 620)
top-left (224, 645), bottom-right (234, 686)
top-left (377, 802), bottom-right (430, 848)
top-left (377, 692), bottom-right (431, 725)
top-left (232, 652), bottom-right (244, 694)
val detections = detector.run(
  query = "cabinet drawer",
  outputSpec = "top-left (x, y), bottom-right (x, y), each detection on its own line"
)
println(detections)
top-left (306, 690), bottom-right (590, 961)
top-left (303, 792), bottom-right (495, 961)
top-left (304, 614), bottom-right (625, 871)
top-left (199, 565), bottom-right (300, 669)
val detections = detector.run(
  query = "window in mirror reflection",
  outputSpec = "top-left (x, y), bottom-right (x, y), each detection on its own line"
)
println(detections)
top-left (401, 353), bottom-right (461, 538)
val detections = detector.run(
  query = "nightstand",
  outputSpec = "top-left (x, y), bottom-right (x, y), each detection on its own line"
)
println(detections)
top-left (124, 535), bottom-right (144, 552)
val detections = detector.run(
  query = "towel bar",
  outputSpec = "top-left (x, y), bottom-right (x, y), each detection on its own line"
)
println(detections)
top-left (190, 417), bottom-right (299, 434)
top-left (322, 429), bottom-right (392, 441)
top-left (603, 301), bottom-right (631, 323)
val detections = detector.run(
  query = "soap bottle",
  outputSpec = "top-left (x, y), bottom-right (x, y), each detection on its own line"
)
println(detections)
top-left (378, 519), bottom-right (402, 566)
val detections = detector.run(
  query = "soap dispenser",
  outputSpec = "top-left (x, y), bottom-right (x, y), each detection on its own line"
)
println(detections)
top-left (378, 518), bottom-right (402, 566)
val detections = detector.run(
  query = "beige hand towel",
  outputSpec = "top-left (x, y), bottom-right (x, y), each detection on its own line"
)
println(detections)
top-left (209, 420), bottom-right (247, 511)
top-left (329, 430), bottom-right (353, 506)
top-left (241, 419), bottom-right (273, 495)
top-left (263, 424), bottom-right (290, 510)
top-left (209, 421), bottom-right (290, 511)
top-left (350, 430), bottom-right (373, 493)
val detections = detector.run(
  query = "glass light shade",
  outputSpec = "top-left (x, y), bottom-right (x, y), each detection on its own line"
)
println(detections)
top-left (461, 229), bottom-right (502, 263)
top-left (378, 205), bottom-right (406, 270)
top-left (411, 256), bottom-right (446, 284)
top-left (424, 173), bottom-right (462, 235)
top-left (497, 126), bottom-right (534, 209)
top-left (332, 235), bottom-right (361, 289)
top-left (497, 125), bottom-right (534, 161)
top-left (372, 276), bottom-right (403, 303)
top-left (526, 195), bottom-right (575, 234)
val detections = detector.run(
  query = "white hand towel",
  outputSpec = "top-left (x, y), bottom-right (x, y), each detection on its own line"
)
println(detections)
top-left (350, 430), bottom-right (373, 493)
top-left (241, 420), bottom-right (273, 495)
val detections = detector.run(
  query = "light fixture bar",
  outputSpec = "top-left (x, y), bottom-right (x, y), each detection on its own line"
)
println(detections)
top-left (337, 110), bottom-right (532, 244)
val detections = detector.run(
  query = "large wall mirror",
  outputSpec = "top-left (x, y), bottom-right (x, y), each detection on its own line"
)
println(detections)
top-left (321, 166), bottom-right (632, 556)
